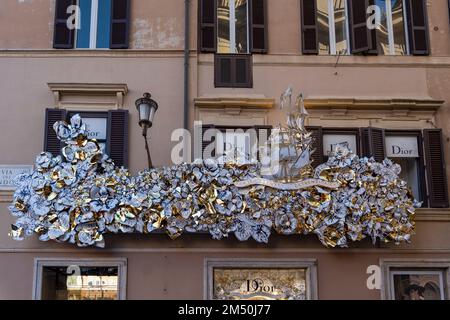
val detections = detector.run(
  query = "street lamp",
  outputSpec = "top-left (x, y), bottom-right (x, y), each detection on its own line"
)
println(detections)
top-left (135, 92), bottom-right (158, 169)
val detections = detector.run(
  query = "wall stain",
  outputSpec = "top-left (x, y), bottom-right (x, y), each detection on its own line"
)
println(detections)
top-left (132, 18), bottom-right (182, 50)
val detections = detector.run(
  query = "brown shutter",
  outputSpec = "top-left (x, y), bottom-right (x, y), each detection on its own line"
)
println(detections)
top-left (347, 0), bottom-right (371, 53)
top-left (249, 0), bottom-right (268, 53)
top-left (202, 124), bottom-right (216, 158)
top-left (405, 0), bottom-right (430, 55)
top-left (110, 0), bottom-right (131, 49)
top-left (53, 0), bottom-right (76, 49)
top-left (300, 0), bottom-right (318, 54)
top-left (254, 125), bottom-right (272, 160)
top-left (215, 54), bottom-right (252, 88)
top-left (360, 127), bottom-right (386, 162)
top-left (199, 0), bottom-right (217, 52)
top-left (44, 108), bottom-right (67, 156)
top-left (107, 110), bottom-right (129, 168)
top-left (366, 0), bottom-right (378, 55)
top-left (307, 126), bottom-right (324, 167)
top-left (424, 129), bottom-right (449, 208)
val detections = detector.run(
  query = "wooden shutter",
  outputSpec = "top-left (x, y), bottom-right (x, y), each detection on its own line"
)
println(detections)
top-left (307, 126), bottom-right (324, 167)
top-left (215, 54), bottom-right (253, 88)
top-left (110, 0), bottom-right (131, 49)
top-left (405, 0), bottom-right (430, 55)
top-left (366, 0), bottom-right (378, 55)
top-left (107, 110), bottom-right (129, 167)
top-left (347, 0), bottom-right (371, 53)
top-left (199, 0), bottom-right (217, 52)
top-left (53, 0), bottom-right (76, 49)
top-left (202, 124), bottom-right (216, 158)
top-left (360, 127), bottom-right (386, 162)
top-left (424, 129), bottom-right (449, 208)
top-left (254, 125), bottom-right (272, 160)
top-left (44, 108), bottom-right (67, 156)
top-left (300, 0), bottom-right (318, 54)
top-left (249, 0), bottom-right (268, 53)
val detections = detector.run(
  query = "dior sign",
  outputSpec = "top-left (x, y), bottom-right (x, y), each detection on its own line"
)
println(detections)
top-left (0, 165), bottom-right (33, 190)
top-left (386, 136), bottom-right (419, 158)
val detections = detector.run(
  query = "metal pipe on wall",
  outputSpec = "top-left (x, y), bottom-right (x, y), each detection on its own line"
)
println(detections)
top-left (184, 0), bottom-right (190, 130)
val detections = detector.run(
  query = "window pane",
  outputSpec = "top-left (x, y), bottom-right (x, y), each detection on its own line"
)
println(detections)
top-left (317, 0), bottom-right (330, 55)
top-left (235, 0), bottom-right (248, 53)
top-left (217, 0), bottom-right (248, 53)
top-left (217, 1), bottom-right (231, 53)
top-left (391, 0), bottom-right (407, 55)
top-left (41, 266), bottom-right (119, 300)
top-left (375, 0), bottom-right (390, 55)
top-left (334, 0), bottom-right (348, 54)
top-left (213, 268), bottom-right (307, 300)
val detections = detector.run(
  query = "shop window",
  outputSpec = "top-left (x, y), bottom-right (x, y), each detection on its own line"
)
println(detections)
top-left (300, 0), bottom-right (429, 55)
top-left (53, 0), bottom-right (130, 49)
top-left (309, 127), bottom-right (448, 208)
top-left (33, 258), bottom-right (127, 300)
top-left (385, 131), bottom-right (426, 202)
top-left (205, 259), bottom-right (318, 300)
top-left (381, 259), bottom-right (450, 300)
top-left (44, 108), bottom-right (129, 168)
top-left (202, 125), bottom-right (271, 163)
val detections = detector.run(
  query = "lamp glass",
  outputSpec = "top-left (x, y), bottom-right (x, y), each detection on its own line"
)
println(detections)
top-left (138, 103), bottom-right (151, 124)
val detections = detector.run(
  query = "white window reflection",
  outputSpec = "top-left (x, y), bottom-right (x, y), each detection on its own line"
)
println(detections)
top-left (218, 0), bottom-right (249, 53)
top-left (374, 0), bottom-right (408, 55)
top-left (317, 0), bottom-right (349, 55)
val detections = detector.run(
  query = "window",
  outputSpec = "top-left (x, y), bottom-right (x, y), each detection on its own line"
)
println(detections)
top-left (381, 259), bottom-right (450, 300)
top-left (385, 132), bottom-right (425, 201)
top-left (33, 258), bottom-right (127, 300)
top-left (45, 109), bottom-right (129, 168)
top-left (301, 0), bottom-right (429, 55)
top-left (53, 0), bottom-right (130, 49)
top-left (374, 0), bottom-right (408, 55)
top-left (218, 0), bottom-right (249, 53)
top-left (205, 259), bottom-right (318, 300)
top-left (202, 125), bottom-right (271, 163)
top-left (199, 0), bottom-right (267, 88)
top-left (317, 0), bottom-right (350, 55)
top-left (309, 127), bottom-right (449, 208)
top-left (67, 111), bottom-right (108, 153)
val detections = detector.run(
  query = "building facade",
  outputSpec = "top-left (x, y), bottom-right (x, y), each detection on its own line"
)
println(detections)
top-left (1, 0), bottom-right (450, 300)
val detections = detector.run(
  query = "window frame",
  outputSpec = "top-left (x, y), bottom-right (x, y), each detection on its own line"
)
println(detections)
top-left (204, 258), bottom-right (318, 300)
top-left (33, 258), bottom-right (127, 300)
top-left (317, 0), bottom-right (351, 55)
top-left (384, 129), bottom-right (427, 205)
top-left (380, 259), bottom-right (450, 300)
top-left (376, 0), bottom-right (410, 55)
top-left (322, 127), bottom-right (361, 159)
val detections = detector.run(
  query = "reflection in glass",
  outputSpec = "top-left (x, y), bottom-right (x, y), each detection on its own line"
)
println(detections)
top-left (218, 1), bottom-right (231, 53)
top-left (392, 271), bottom-right (445, 300)
top-left (213, 268), bottom-right (307, 300)
top-left (217, 0), bottom-right (248, 53)
top-left (317, 0), bottom-right (330, 55)
top-left (375, 0), bottom-right (407, 55)
top-left (390, 157), bottom-right (420, 200)
top-left (375, 0), bottom-right (390, 54)
top-left (391, 0), bottom-right (407, 55)
top-left (334, 0), bottom-right (348, 54)
top-left (41, 266), bottom-right (119, 300)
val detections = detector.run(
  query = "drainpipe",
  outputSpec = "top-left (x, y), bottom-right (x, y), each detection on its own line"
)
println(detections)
top-left (184, 0), bottom-right (190, 130)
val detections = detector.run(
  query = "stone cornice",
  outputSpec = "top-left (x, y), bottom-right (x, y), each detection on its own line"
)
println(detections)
top-left (194, 97), bottom-right (275, 109)
top-left (304, 97), bottom-right (444, 112)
